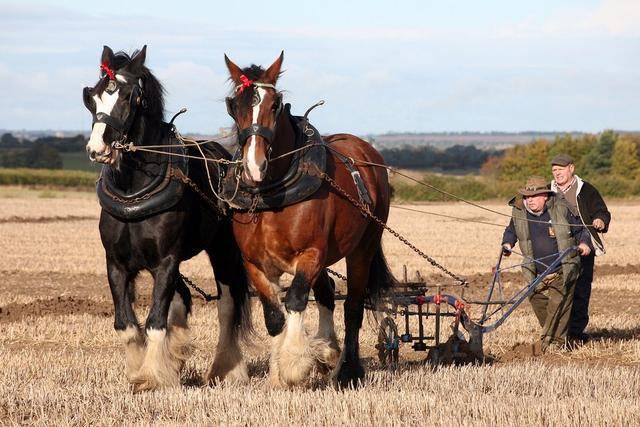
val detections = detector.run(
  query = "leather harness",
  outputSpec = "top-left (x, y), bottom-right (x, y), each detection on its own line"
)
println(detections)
top-left (220, 106), bottom-right (372, 211)
top-left (97, 130), bottom-right (189, 220)
top-left (220, 110), bottom-right (327, 210)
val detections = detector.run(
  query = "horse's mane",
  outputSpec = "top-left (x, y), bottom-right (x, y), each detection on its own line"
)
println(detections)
top-left (113, 50), bottom-right (165, 121)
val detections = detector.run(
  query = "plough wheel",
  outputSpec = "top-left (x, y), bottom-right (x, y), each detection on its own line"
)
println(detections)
top-left (376, 317), bottom-right (399, 369)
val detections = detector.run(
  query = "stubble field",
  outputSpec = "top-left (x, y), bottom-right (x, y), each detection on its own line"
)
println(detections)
top-left (0, 187), bottom-right (639, 425)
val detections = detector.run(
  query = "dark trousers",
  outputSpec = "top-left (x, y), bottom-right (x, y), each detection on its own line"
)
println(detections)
top-left (529, 272), bottom-right (575, 346)
top-left (568, 253), bottom-right (595, 336)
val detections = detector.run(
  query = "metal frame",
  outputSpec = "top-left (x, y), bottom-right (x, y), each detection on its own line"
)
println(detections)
top-left (374, 246), bottom-right (578, 365)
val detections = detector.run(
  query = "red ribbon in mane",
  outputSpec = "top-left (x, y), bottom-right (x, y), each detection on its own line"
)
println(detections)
top-left (238, 74), bottom-right (253, 93)
top-left (100, 62), bottom-right (116, 80)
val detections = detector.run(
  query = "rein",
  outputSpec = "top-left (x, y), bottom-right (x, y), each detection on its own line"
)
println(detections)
top-left (111, 100), bottom-right (596, 230)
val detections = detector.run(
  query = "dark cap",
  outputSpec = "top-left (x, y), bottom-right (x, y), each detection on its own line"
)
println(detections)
top-left (550, 153), bottom-right (574, 166)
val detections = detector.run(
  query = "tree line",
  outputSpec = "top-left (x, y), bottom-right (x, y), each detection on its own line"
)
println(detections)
top-left (378, 144), bottom-right (503, 171)
top-left (480, 130), bottom-right (640, 196)
top-left (0, 133), bottom-right (87, 169)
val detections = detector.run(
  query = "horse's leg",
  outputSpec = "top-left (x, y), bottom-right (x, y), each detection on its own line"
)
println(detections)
top-left (131, 259), bottom-right (190, 392)
top-left (312, 270), bottom-right (340, 370)
top-left (333, 249), bottom-right (373, 389)
top-left (277, 248), bottom-right (325, 386)
top-left (243, 262), bottom-right (285, 386)
top-left (167, 273), bottom-right (192, 375)
top-left (206, 241), bottom-right (252, 384)
top-left (107, 259), bottom-right (144, 380)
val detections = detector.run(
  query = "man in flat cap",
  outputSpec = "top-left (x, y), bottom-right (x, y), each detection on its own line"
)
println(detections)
top-left (550, 153), bottom-right (611, 342)
top-left (502, 176), bottom-right (592, 351)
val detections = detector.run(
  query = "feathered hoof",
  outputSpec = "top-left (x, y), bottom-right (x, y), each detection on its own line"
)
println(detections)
top-left (311, 337), bottom-right (341, 373)
top-left (130, 370), bottom-right (166, 394)
top-left (206, 357), bottom-right (249, 385)
top-left (276, 340), bottom-right (316, 386)
top-left (128, 327), bottom-right (191, 393)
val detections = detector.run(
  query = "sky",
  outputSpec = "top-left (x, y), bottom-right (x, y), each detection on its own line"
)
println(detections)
top-left (1, 0), bottom-right (639, 134)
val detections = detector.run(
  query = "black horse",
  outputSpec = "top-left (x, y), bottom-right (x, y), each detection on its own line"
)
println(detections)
top-left (83, 45), bottom-right (251, 392)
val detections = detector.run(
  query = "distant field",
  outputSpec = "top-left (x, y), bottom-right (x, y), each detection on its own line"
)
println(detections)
top-left (0, 191), bottom-right (638, 425)
top-left (60, 151), bottom-right (101, 172)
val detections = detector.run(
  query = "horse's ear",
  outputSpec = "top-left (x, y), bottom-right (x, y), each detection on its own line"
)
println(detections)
top-left (128, 45), bottom-right (147, 74)
top-left (225, 54), bottom-right (243, 83)
top-left (101, 45), bottom-right (114, 66)
top-left (263, 51), bottom-right (284, 84)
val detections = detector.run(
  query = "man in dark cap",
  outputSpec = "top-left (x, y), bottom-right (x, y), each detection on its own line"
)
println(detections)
top-left (549, 153), bottom-right (611, 342)
top-left (502, 176), bottom-right (592, 351)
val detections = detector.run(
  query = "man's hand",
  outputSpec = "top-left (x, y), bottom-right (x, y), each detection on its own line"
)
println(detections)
top-left (593, 218), bottom-right (605, 231)
top-left (578, 243), bottom-right (591, 256)
top-left (502, 243), bottom-right (512, 256)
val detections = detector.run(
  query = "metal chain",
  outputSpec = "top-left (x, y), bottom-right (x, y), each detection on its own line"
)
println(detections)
top-left (168, 169), bottom-right (226, 215)
top-left (179, 273), bottom-right (218, 302)
top-left (318, 167), bottom-right (468, 286)
top-left (326, 267), bottom-right (348, 282)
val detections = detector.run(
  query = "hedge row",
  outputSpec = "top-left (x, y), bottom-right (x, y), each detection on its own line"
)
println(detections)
top-left (0, 168), bottom-right (98, 189)
top-left (1, 167), bottom-right (638, 201)
top-left (391, 173), bottom-right (640, 202)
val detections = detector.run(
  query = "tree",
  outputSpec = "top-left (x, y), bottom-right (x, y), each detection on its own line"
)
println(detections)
top-left (498, 139), bottom-right (550, 181)
top-left (580, 130), bottom-right (616, 177)
top-left (25, 143), bottom-right (63, 169)
top-left (612, 135), bottom-right (640, 179)
top-left (1, 133), bottom-right (21, 147)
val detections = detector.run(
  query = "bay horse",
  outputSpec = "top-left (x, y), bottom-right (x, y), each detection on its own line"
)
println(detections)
top-left (224, 52), bottom-right (395, 388)
top-left (83, 45), bottom-right (251, 391)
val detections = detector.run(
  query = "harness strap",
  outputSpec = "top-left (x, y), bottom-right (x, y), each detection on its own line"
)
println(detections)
top-left (330, 148), bottom-right (373, 206)
top-left (237, 124), bottom-right (275, 145)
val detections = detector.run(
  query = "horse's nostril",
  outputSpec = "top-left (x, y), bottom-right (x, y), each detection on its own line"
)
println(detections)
top-left (259, 161), bottom-right (268, 173)
top-left (89, 151), bottom-right (96, 161)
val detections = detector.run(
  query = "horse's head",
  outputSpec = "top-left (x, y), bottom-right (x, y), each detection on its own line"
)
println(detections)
top-left (83, 45), bottom-right (163, 165)
top-left (224, 52), bottom-right (284, 185)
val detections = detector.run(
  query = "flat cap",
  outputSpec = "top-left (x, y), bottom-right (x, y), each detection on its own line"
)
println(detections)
top-left (550, 153), bottom-right (574, 166)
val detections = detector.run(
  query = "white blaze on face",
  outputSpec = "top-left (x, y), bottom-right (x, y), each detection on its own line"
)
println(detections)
top-left (246, 87), bottom-right (267, 181)
top-left (86, 87), bottom-right (120, 157)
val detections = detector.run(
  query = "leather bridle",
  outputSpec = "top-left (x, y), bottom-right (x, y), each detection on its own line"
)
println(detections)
top-left (225, 81), bottom-right (283, 151)
top-left (83, 77), bottom-right (145, 147)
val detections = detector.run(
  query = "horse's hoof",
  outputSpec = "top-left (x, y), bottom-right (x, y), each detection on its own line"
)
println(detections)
top-left (334, 360), bottom-right (365, 390)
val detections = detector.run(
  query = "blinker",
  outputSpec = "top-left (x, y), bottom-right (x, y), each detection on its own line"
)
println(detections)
top-left (106, 80), bottom-right (117, 93)
top-left (251, 91), bottom-right (261, 107)
top-left (225, 97), bottom-right (235, 118)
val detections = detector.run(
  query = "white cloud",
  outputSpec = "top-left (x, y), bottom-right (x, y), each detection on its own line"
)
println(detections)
top-left (497, 0), bottom-right (640, 39)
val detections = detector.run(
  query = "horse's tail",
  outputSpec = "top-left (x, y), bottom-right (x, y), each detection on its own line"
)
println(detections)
top-left (366, 241), bottom-right (397, 306)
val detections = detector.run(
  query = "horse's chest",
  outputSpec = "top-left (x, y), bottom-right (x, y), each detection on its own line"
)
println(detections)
top-left (101, 220), bottom-right (173, 269)
top-left (235, 225), bottom-right (296, 274)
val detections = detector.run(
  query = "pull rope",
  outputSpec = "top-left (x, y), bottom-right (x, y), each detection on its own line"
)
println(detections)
top-left (172, 127), bottom-right (242, 204)
top-left (113, 113), bottom-right (598, 230)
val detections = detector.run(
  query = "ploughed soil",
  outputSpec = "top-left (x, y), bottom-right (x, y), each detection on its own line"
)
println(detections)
top-left (2, 264), bottom-right (636, 324)
top-left (2, 265), bottom-right (638, 367)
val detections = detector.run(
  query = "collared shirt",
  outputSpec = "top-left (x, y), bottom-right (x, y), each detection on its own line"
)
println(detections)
top-left (556, 177), bottom-right (578, 216)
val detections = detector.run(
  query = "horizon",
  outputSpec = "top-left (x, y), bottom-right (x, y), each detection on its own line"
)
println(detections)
top-left (1, 0), bottom-right (638, 134)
